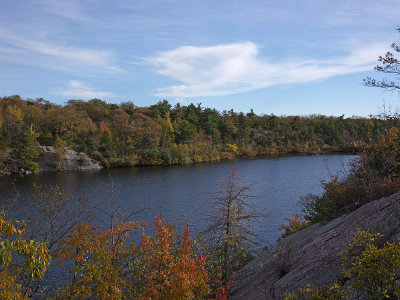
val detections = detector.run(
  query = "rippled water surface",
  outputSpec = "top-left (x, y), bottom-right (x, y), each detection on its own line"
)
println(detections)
top-left (1, 154), bottom-right (356, 243)
top-left (0, 154), bottom-right (356, 288)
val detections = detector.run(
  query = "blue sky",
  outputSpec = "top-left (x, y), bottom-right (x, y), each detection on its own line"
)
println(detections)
top-left (1, 0), bottom-right (400, 116)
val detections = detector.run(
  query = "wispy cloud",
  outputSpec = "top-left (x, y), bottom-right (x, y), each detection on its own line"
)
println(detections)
top-left (148, 41), bottom-right (388, 97)
top-left (59, 80), bottom-right (112, 99)
top-left (35, 0), bottom-right (92, 22)
top-left (0, 28), bottom-right (120, 73)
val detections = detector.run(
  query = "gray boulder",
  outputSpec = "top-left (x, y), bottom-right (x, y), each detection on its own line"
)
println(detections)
top-left (37, 146), bottom-right (102, 172)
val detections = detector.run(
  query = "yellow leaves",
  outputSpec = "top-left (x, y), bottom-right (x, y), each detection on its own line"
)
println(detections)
top-left (5, 105), bottom-right (24, 122)
top-left (335, 229), bottom-right (400, 299)
top-left (0, 214), bottom-right (50, 298)
top-left (285, 283), bottom-right (347, 300)
top-left (226, 143), bottom-right (238, 155)
top-left (0, 220), bottom-right (17, 237)
top-left (278, 214), bottom-right (308, 237)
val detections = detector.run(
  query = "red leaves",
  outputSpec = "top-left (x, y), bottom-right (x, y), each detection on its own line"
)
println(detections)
top-left (135, 215), bottom-right (210, 299)
top-left (56, 215), bottom-right (211, 299)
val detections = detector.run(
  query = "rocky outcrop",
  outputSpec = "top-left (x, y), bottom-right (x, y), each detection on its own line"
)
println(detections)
top-left (231, 191), bottom-right (400, 299)
top-left (37, 146), bottom-right (102, 172)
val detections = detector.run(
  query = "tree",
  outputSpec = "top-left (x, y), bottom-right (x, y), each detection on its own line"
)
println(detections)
top-left (364, 27), bottom-right (400, 92)
top-left (26, 185), bottom-right (92, 252)
top-left (202, 166), bottom-right (261, 284)
top-left (14, 125), bottom-right (40, 171)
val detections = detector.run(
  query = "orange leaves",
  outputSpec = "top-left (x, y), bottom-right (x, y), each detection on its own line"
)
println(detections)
top-left (56, 223), bottom-right (102, 264)
top-left (55, 215), bottom-right (210, 299)
top-left (133, 215), bottom-right (210, 299)
top-left (55, 219), bottom-right (139, 299)
top-left (98, 122), bottom-right (112, 136)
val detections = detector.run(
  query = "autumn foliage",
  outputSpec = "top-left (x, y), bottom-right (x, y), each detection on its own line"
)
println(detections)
top-left (51, 215), bottom-right (213, 299)
top-left (286, 229), bottom-right (400, 299)
top-left (132, 216), bottom-right (210, 299)
top-left (55, 220), bottom-right (139, 299)
top-left (0, 95), bottom-right (392, 172)
top-left (278, 213), bottom-right (308, 238)
top-left (0, 213), bottom-right (50, 299)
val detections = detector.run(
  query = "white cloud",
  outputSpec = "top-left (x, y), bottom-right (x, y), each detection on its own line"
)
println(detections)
top-left (149, 41), bottom-right (388, 97)
top-left (0, 28), bottom-right (120, 73)
top-left (60, 80), bottom-right (112, 99)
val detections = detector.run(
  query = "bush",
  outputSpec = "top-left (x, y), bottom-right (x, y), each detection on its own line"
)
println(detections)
top-left (140, 148), bottom-right (172, 165)
top-left (287, 229), bottom-right (400, 300)
top-left (285, 283), bottom-right (347, 300)
top-left (278, 213), bottom-right (308, 238)
top-left (341, 229), bottom-right (400, 299)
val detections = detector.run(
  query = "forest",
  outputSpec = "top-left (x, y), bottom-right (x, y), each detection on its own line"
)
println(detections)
top-left (0, 95), bottom-right (396, 173)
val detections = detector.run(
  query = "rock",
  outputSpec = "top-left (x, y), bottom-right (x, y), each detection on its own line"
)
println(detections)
top-left (230, 191), bottom-right (400, 300)
top-left (36, 146), bottom-right (102, 172)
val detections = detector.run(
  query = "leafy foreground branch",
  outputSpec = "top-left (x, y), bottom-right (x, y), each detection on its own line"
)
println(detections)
top-left (0, 213), bottom-right (50, 299)
top-left (1, 212), bottom-right (231, 299)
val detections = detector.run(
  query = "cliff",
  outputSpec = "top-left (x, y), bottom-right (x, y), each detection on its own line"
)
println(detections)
top-left (36, 146), bottom-right (102, 172)
top-left (231, 191), bottom-right (400, 299)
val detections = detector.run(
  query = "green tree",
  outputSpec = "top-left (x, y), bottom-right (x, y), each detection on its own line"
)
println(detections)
top-left (14, 125), bottom-right (40, 171)
top-left (174, 119), bottom-right (196, 144)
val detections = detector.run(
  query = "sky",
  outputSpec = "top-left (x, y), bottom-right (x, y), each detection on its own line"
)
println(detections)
top-left (1, 0), bottom-right (400, 117)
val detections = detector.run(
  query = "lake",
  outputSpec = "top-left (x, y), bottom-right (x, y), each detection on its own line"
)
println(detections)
top-left (0, 154), bottom-right (355, 245)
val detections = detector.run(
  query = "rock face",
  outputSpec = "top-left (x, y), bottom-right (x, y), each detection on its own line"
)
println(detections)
top-left (37, 146), bottom-right (102, 172)
top-left (231, 191), bottom-right (400, 300)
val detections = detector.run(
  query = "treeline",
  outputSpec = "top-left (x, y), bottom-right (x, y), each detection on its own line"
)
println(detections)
top-left (0, 95), bottom-right (395, 171)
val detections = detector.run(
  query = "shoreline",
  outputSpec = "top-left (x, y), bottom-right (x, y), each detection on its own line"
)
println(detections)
top-left (1, 148), bottom-right (358, 176)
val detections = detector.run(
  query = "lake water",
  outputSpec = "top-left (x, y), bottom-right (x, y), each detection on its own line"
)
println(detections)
top-left (0, 154), bottom-right (355, 245)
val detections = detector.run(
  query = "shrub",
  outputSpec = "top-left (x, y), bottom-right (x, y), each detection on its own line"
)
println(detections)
top-left (287, 229), bottom-right (400, 299)
top-left (278, 213), bottom-right (308, 238)
top-left (285, 283), bottom-right (348, 300)
top-left (341, 229), bottom-right (400, 299)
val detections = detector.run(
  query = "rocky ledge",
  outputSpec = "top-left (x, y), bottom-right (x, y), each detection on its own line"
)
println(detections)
top-left (231, 191), bottom-right (400, 299)
top-left (37, 146), bottom-right (102, 172)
